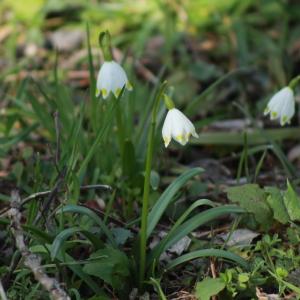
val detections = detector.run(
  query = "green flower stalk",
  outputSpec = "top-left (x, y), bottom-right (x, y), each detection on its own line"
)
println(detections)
top-left (99, 31), bottom-right (113, 61)
top-left (139, 85), bottom-right (199, 289)
top-left (139, 81), bottom-right (168, 289)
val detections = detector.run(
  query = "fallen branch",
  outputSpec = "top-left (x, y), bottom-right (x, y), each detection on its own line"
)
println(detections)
top-left (9, 190), bottom-right (70, 300)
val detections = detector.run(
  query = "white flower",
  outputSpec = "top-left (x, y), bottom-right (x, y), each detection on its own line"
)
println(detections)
top-left (264, 86), bottom-right (295, 126)
top-left (96, 60), bottom-right (133, 99)
top-left (162, 108), bottom-right (198, 147)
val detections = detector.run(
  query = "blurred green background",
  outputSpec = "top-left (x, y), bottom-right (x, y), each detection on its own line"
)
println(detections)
top-left (1, 0), bottom-right (300, 198)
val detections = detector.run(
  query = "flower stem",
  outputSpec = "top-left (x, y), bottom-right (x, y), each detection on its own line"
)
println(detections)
top-left (289, 75), bottom-right (300, 89)
top-left (163, 94), bottom-right (175, 109)
top-left (99, 31), bottom-right (113, 61)
top-left (139, 81), bottom-right (167, 290)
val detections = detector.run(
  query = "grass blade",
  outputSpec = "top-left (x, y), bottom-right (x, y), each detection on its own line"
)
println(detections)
top-left (185, 68), bottom-right (250, 116)
top-left (149, 277), bottom-right (167, 300)
top-left (77, 93), bottom-right (122, 179)
top-left (166, 199), bottom-right (215, 236)
top-left (58, 205), bottom-right (117, 247)
top-left (148, 205), bottom-right (245, 264)
top-left (1, 123), bottom-right (39, 150)
top-left (166, 248), bottom-right (248, 270)
top-left (51, 227), bottom-right (103, 260)
top-left (147, 167), bottom-right (204, 237)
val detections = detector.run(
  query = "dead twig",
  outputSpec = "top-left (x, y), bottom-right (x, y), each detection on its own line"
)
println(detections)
top-left (210, 258), bottom-right (218, 300)
top-left (0, 279), bottom-right (8, 300)
top-left (9, 190), bottom-right (70, 300)
top-left (34, 167), bottom-right (67, 226)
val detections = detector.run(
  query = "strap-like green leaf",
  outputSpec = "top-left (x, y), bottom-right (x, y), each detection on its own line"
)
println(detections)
top-left (147, 167), bottom-right (204, 237)
top-left (166, 248), bottom-right (248, 270)
top-left (58, 205), bottom-right (117, 247)
top-left (51, 227), bottom-right (103, 260)
top-left (149, 205), bottom-right (245, 264)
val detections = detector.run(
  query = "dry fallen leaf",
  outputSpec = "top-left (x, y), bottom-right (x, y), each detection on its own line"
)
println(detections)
top-left (256, 287), bottom-right (281, 300)
top-left (216, 229), bottom-right (260, 247)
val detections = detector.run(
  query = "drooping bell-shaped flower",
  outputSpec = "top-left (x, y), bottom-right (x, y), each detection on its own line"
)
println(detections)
top-left (162, 96), bottom-right (198, 147)
top-left (264, 86), bottom-right (295, 126)
top-left (96, 61), bottom-right (132, 99)
top-left (96, 31), bottom-right (132, 99)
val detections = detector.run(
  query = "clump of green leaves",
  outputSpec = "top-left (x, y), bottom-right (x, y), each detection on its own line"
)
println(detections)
top-left (226, 181), bottom-right (300, 230)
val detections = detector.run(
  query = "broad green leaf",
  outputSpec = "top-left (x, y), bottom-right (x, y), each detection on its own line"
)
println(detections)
top-left (83, 247), bottom-right (130, 291)
top-left (227, 184), bottom-right (273, 230)
top-left (111, 228), bottom-right (133, 245)
top-left (147, 167), bottom-right (204, 237)
top-left (238, 273), bottom-right (250, 283)
top-left (283, 181), bottom-right (300, 221)
top-left (265, 187), bottom-right (289, 224)
top-left (194, 277), bottom-right (225, 300)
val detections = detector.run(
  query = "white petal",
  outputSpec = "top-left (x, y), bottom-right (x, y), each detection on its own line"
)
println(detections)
top-left (96, 62), bottom-right (114, 99)
top-left (191, 128), bottom-right (199, 138)
top-left (163, 108), bottom-right (198, 146)
top-left (265, 87), bottom-right (294, 123)
top-left (96, 60), bottom-right (132, 99)
top-left (162, 115), bottom-right (172, 147)
top-left (110, 61), bottom-right (128, 97)
top-left (280, 95), bottom-right (295, 125)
